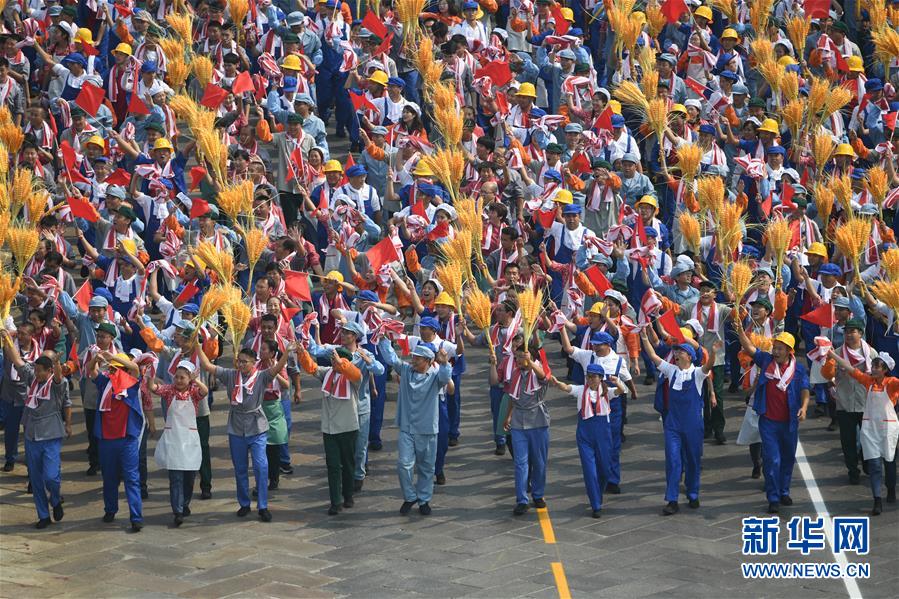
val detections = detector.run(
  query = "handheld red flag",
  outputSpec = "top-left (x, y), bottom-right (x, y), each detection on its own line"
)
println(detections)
top-left (658, 309), bottom-right (686, 343)
top-left (59, 141), bottom-right (91, 184)
top-left (592, 106), bottom-right (613, 131)
top-left (110, 368), bottom-right (138, 394)
top-left (127, 92), bottom-right (151, 116)
top-left (189, 166), bottom-right (207, 190)
top-left (661, 0), bottom-right (689, 23)
top-left (175, 281), bottom-right (200, 305)
top-left (190, 197), bottom-right (211, 218)
top-left (67, 196), bottom-right (100, 222)
top-left (684, 77), bottom-right (707, 97)
top-left (780, 183), bottom-right (797, 211)
top-left (550, 4), bottom-right (570, 34)
top-left (884, 112), bottom-right (898, 130)
top-left (199, 83), bottom-right (229, 109)
top-left (232, 71), bottom-right (255, 94)
top-left (538, 347), bottom-right (552, 378)
top-left (634, 215), bottom-right (648, 246)
top-left (281, 305), bottom-right (301, 322)
top-left (584, 265), bottom-right (612, 295)
top-left (568, 152), bottom-right (592, 175)
top-left (474, 62), bottom-right (513, 87)
top-left (105, 168), bottom-right (131, 186)
top-left (75, 82), bottom-right (106, 116)
top-left (366, 237), bottom-right (401, 272)
top-left (81, 41), bottom-right (100, 56)
top-left (284, 270), bottom-right (312, 302)
top-left (535, 208), bottom-right (557, 228)
top-left (426, 220), bottom-right (450, 241)
top-left (361, 10), bottom-right (389, 38)
top-left (800, 302), bottom-right (834, 327)
top-left (804, 0), bottom-right (830, 19)
top-left (375, 32), bottom-right (394, 57)
top-left (74, 281), bottom-right (93, 312)
top-left (761, 191), bottom-right (773, 218)
top-left (349, 89), bottom-right (378, 112)
top-left (411, 199), bottom-right (428, 218)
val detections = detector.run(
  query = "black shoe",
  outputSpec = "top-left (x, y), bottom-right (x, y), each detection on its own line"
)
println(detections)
top-left (605, 483), bottom-right (621, 494)
top-left (662, 501), bottom-right (679, 516)
top-left (513, 502), bottom-right (529, 516)
top-left (533, 498), bottom-right (546, 509)
top-left (767, 502), bottom-right (780, 514)
top-left (849, 472), bottom-right (861, 485)
top-left (871, 498), bottom-right (883, 516)
top-left (279, 464), bottom-right (294, 475)
top-left (887, 488), bottom-right (896, 503)
top-left (268, 481), bottom-right (278, 491)
top-left (173, 514), bottom-right (184, 527)
top-left (237, 506), bottom-right (251, 517)
top-left (26, 481), bottom-right (32, 494)
top-left (592, 509), bottom-right (602, 518)
top-left (328, 504), bottom-right (341, 515)
top-left (495, 444), bottom-right (506, 456)
top-left (688, 498), bottom-right (700, 509)
top-left (715, 434), bottom-right (726, 445)
top-left (35, 518), bottom-right (51, 529)
top-left (826, 420), bottom-right (836, 431)
top-left (52, 503), bottom-right (64, 522)
top-left (3, 461), bottom-right (13, 472)
top-left (369, 442), bottom-right (383, 451)
top-left (141, 489), bottom-right (149, 500)
top-left (85, 465), bottom-right (98, 476)
top-left (780, 495), bottom-right (793, 506)
top-left (252, 487), bottom-right (258, 498)
top-left (335, 130), bottom-right (347, 139)
top-left (644, 375), bottom-right (655, 385)
top-left (102, 512), bottom-right (115, 523)
top-left (131, 521), bottom-right (143, 533)
top-left (200, 489), bottom-right (212, 500)
top-left (727, 383), bottom-right (739, 393)
top-left (354, 479), bottom-right (364, 492)
top-left (704, 431), bottom-right (713, 440)
top-left (435, 473), bottom-right (446, 485)
top-left (343, 497), bottom-right (354, 508)
top-left (259, 508), bottom-right (272, 522)
top-left (449, 437), bottom-right (459, 447)
top-left (751, 466), bottom-right (761, 479)
top-left (400, 500), bottom-right (417, 515)
top-left (182, 506), bottom-right (191, 517)
top-left (418, 502), bottom-right (431, 516)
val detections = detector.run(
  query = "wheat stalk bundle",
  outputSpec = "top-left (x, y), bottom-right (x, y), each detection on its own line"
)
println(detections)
top-left (0, 210), bottom-right (9, 247)
top-left (217, 180), bottom-right (254, 222)
top-left (646, 98), bottom-right (669, 147)
top-left (454, 197), bottom-right (484, 265)
top-left (432, 81), bottom-right (456, 114)
top-left (730, 260), bottom-right (754, 302)
top-left (812, 132), bottom-right (835, 169)
top-left (8, 167), bottom-right (33, 215)
top-left (783, 99), bottom-right (805, 139)
top-left (766, 217), bottom-right (791, 289)
top-left (165, 12), bottom-right (194, 43)
top-left (830, 174), bottom-right (853, 212)
top-left (751, 37), bottom-right (775, 67)
top-left (612, 81), bottom-right (649, 116)
top-left (222, 299), bottom-right (252, 348)
top-left (25, 189), bottom-right (50, 222)
top-left (750, 0), bottom-right (774, 33)
top-left (718, 203), bottom-right (744, 257)
top-left (243, 226), bottom-right (269, 284)
top-left (807, 77), bottom-right (829, 119)
top-left (0, 105), bottom-right (11, 125)
top-left (443, 230), bottom-right (474, 282)
top-left (423, 147), bottom-right (464, 202)
top-left (519, 284), bottom-right (543, 352)
top-left (821, 87), bottom-right (852, 123)
top-left (866, 0), bottom-right (888, 31)
top-left (0, 123), bottom-right (24, 155)
top-left (198, 285), bottom-right (230, 321)
top-left (676, 143), bottom-right (702, 181)
top-left (192, 56), bottom-right (214, 89)
top-left (813, 183), bottom-right (835, 235)
top-left (758, 60), bottom-right (785, 97)
top-left (166, 55), bottom-right (191, 89)
top-left (620, 20), bottom-right (642, 56)
top-left (749, 332), bottom-right (774, 353)
top-left (159, 38), bottom-right (184, 61)
top-left (881, 248), bottom-right (899, 281)
top-left (435, 261), bottom-right (463, 313)
top-left (711, 0), bottom-right (736, 22)
top-left (464, 286), bottom-right (493, 356)
top-left (636, 45), bottom-right (656, 79)
top-left (433, 104), bottom-right (463, 147)
top-left (169, 93), bottom-right (200, 123)
top-left (0, 271), bottom-right (17, 320)
top-left (870, 280), bottom-right (899, 316)
top-left (888, 4), bottom-right (899, 26)
top-left (194, 242), bottom-right (235, 284)
top-left (696, 176), bottom-right (725, 217)
top-left (678, 212), bottom-right (701, 253)
top-left (786, 16), bottom-right (810, 58)
top-left (781, 71), bottom-right (800, 101)
top-left (640, 69), bottom-right (658, 100)
top-left (396, 0), bottom-right (426, 42)
top-left (834, 217), bottom-right (872, 276)
top-left (868, 165), bottom-right (889, 210)
top-left (872, 27), bottom-right (899, 68)
top-left (6, 225), bottom-right (39, 273)
top-left (229, 0), bottom-right (249, 26)
top-left (645, 1), bottom-right (668, 38)
top-left (196, 129), bottom-right (229, 186)
top-left (0, 143), bottom-right (8, 178)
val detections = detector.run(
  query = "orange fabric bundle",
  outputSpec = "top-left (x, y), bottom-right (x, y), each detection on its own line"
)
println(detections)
top-left (735, 191), bottom-right (748, 214)
top-left (202, 337), bottom-right (219, 360)
top-left (333, 357), bottom-right (362, 383)
top-left (574, 271), bottom-right (597, 296)
top-left (164, 214), bottom-right (184, 240)
top-left (684, 189), bottom-right (699, 213)
top-left (255, 118), bottom-right (272, 143)
top-left (659, 296), bottom-right (681, 316)
top-left (821, 358), bottom-right (836, 380)
top-left (298, 348), bottom-right (318, 374)
top-left (366, 142), bottom-right (386, 161)
top-left (772, 289), bottom-right (788, 320)
top-left (509, 137), bottom-right (531, 165)
top-left (139, 328), bottom-right (164, 353)
top-left (404, 246), bottom-right (421, 273)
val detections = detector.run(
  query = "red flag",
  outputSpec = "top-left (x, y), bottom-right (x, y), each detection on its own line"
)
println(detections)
top-left (375, 32), bottom-right (394, 57)
top-left (411, 199), bottom-right (428, 218)
top-left (474, 62), bottom-right (513, 87)
top-left (114, 3), bottom-right (133, 17)
top-left (684, 77), bottom-right (707, 97)
top-left (426, 220), bottom-right (450, 241)
top-left (338, 152), bottom-right (355, 186)
top-left (199, 83), bottom-right (229, 109)
top-left (349, 89), bottom-right (377, 112)
top-left (661, 0), bottom-right (689, 23)
top-left (284, 270), bottom-right (312, 302)
top-left (884, 111), bottom-right (898, 130)
top-left (761, 192), bottom-right (773, 218)
top-left (59, 141), bottom-right (91, 184)
top-left (397, 336), bottom-right (411, 356)
top-left (800, 302), bottom-right (834, 327)
top-left (110, 369), bottom-right (138, 394)
top-left (495, 92), bottom-right (509, 116)
top-left (190, 197), bottom-right (211, 218)
top-left (105, 168), bottom-right (131, 186)
top-left (67, 196), bottom-right (100, 222)
top-left (232, 71), bottom-right (255, 94)
top-left (538, 347), bottom-right (552, 378)
top-left (75, 82), bottom-right (105, 116)
top-left (189, 166), bottom-right (207, 190)
top-left (286, 146), bottom-right (308, 184)
top-left (568, 152), bottom-right (592, 175)
top-left (584, 265), bottom-right (612, 295)
top-left (535, 208), bottom-right (557, 228)
top-left (800, 167), bottom-right (810, 187)
top-left (361, 10), bottom-right (388, 38)
top-left (658, 309), bottom-right (686, 343)
top-left (366, 237), bottom-right (401, 271)
top-left (835, 52), bottom-right (849, 72)
top-left (127, 92), bottom-right (151, 115)
top-left (634, 216), bottom-right (648, 246)
top-left (74, 281), bottom-right (93, 312)
top-left (175, 281), bottom-right (200, 305)
top-left (68, 342), bottom-right (80, 373)
top-left (81, 41), bottom-right (99, 56)
top-left (780, 182), bottom-right (797, 211)
top-left (281, 305), bottom-right (301, 322)
top-left (804, 0), bottom-right (830, 19)
top-left (550, 4), bottom-right (570, 34)
top-left (592, 106), bottom-right (613, 131)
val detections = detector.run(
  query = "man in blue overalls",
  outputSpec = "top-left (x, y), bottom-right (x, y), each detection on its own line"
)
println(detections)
top-left (542, 204), bottom-right (588, 306)
top-left (642, 334), bottom-right (719, 515)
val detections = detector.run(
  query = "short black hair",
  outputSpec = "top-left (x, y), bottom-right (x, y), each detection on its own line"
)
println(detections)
top-left (238, 348), bottom-right (257, 361)
top-left (35, 356), bottom-right (53, 370)
top-left (477, 136), bottom-right (495, 151)
top-left (261, 313), bottom-right (278, 325)
top-left (501, 226), bottom-right (519, 240)
top-left (223, 53), bottom-right (240, 64)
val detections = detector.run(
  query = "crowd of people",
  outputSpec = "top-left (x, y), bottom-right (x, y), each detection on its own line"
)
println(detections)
top-left (0, 0), bottom-right (897, 534)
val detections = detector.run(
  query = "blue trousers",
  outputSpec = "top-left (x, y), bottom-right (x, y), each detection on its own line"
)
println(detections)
top-left (168, 470), bottom-right (195, 515)
top-left (139, 422), bottom-right (148, 492)
top-left (354, 411), bottom-right (371, 481)
top-left (397, 430), bottom-right (437, 503)
top-left (316, 70), bottom-right (351, 131)
top-left (279, 396), bottom-right (292, 467)
top-left (25, 438), bottom-right (62, 520)
top-left (576, 415), bottom-right (612, 511)
top-left (448, 372), bottom-right (462, 440)
top-left (228, 432), bottom-right (268, 510)
top-left (99, 437), bottom-right (143, 522)
top-left (369, 361), bottom-right (390, 445)
top-left (758, 417), bottom-right (798, 504)
top-left (867, 456), bottom-right (897, 498)
top-left (435, 400), bottom-right (449, 476)
top-left (3, 403), bottom-right (23, 464)
top-left (490, 385), bottom-right (507, 446)
top-left (401, 70), bottom-right (421, 106)
top-left (609, 397), bottom-right (623, 485)
top-left (813, 383), bottom-right (830, 406)
top-left (664, 425), bottom-right (703, 502)
top-left (512, 427), bottom-right (549, 505)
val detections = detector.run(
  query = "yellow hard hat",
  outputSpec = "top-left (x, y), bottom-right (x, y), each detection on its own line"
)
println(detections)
top-left (323, 159), bottom-right (344, 173)
top-left (553, 189), bottom-right (573, 204)
top-left (805, 242), bottom-right (828, 258)
top-left (588, 303), bottom-right (605, 315)
top-left (475, 7), bottom-right (484, 19)
top-left (680, 327), bottom-right (694, 340)
top-left (846, 56), bottom-right (864, 73)
top-left (721, 28), bottom-right (739, 40)
top-left (834, 143), bottom-right (855, 157)
top-left (670, 103), bottom-right (688, 116)
top-left (189, 256), bottom-right (206, 271)
top-left (108, 352), bottom-right (132, 368)
top-left (778, 55), bottom-right (798, 67)
top-left (516, 82), bottom-right (537, 98)
top-left (608, 99), bottom-right (622, 114)
top-left (368, 70), bottom-right (389, 86)
top-left (325, 270), bottom-right (344, 283)
top-left (632, 11), bottom-right (646, 25)
top-left (152, 138), bottom-right (174, 152)
top-left (120, 238), bottom-right (137, 256)
top-left (694, 6), bottom-right (713, 20)
top-left (113, 42), bottom-right (132, 56)
top-left (75, 27), bottom-right (94, 44)
top-left (758, 118), bottom-right (780, 134)
top-left (86, 135), bottom-right (105, 148)
top-left (281, 55), bottom-right (302, 71)
top-left (636, 195), bottom-right (659, 210)
top-left (412, 162), bottom-right (433, 176)
top-left (560, 7), bottom-right (574, 21)
top-left (435, 291), bottom-right (456, 307)
top-left (773, 332), bottom-right (796, 351)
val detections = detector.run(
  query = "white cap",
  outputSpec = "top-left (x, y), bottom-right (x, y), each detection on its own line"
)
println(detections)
top-left (685, 318), bottom-right (705, 338)
top-left (176, 360), bottom-right (197, 374)
top-left (877, 352), bottom-right (896, 371)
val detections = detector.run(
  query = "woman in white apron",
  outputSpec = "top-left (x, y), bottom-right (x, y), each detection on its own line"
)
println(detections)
top-left (149, 361), bottom-right (208, 526)
top-left (829, 350), bottom-right (899, 515)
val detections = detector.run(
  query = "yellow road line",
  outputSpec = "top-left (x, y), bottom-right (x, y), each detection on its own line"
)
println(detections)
top-left (537, 507), bottom-right (556, 544)
top-left (551, 562), bottom-right (571, 599)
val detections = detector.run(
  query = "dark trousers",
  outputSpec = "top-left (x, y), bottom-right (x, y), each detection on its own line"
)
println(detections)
top-left (2, 403), bottom-right (23, 464)
top-left (168, 470), bottom-right (195, 515)
top-left (197, 415), bottom-right (212, 492)
top-left (750, 442), bottom-right (763, 469)
top-left (837, 410), bottom-right (864, 477)
top-left (265, 444), bottom-right (280, 487)
top-left (704, 365), bottom-right (726, 437)
top-left (278, 191), bottom-right (303, 229)
top-left (323, 430), bottom-right (357, 507)
top-left (84, 408), bottom-right (99, 469)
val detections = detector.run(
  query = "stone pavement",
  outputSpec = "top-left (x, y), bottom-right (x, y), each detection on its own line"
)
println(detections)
top-left (1, 344), bottom-right (897, 598)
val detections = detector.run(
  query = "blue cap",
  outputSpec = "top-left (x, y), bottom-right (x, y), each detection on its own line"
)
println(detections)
top-left (562, 204), bottom-right (582, 215)
top-left (346, 164), bottom-right (367, 177)
top-left (62, 52), bottom-right (88, 68)
top-left (865, 78), bottom-right (883, 92)
top-left (341, 320), bottom-right (366, 338)
top-left (412, 344), bottom-right (436, 359)
top-left (370, 125), bottom-right (388, 135)
top-left (544, 168), bottom-right (562, 182)
top-left (141, 61), bottom-right (158, 74)
top-left (417, 183), bottom-right (439, 197)
top-left (699, 123), bottom-right (716, 135)
top-left (283, 76), bottom-right (298, 92)
top-left (766, 145), bottom-right (786, 156)
top-left (94, 288), bottom-right (114, 303)
top-left (569, 27), bottom-right (583, 36)
top-left (419, 316), bottom-right (441, 331)
top-left (529, 107), bottom-right (547, 118)
top-left (741, 245), bottom-right (760, 259)
top-left (850, 168), bottom-right (867, 180)
top-left (462, 0), bottom-right (478, 9)
top-left (558, 49), bottom-right (576, 60)
top-left (181, 302), bottom-right (200, 314)
top-left (355, 289), bottom-right (379, 303)
top-left (644, 226), bottom-right (658, 238)
top-left (833, 296), bottom-right (851, 309)
top-left (611, 114), bottom-right (626, 127)
top-left (590, 331), bottom-right (614, 346)
top-left (294, 93), bottom-right (314, 105)
top-left (676, 343), bottom-right (696, 361)
top-left (818, 263), bottom-right (842, 276)
top-left (387, 76), bottom-right (405, 87)
top-left (720, 70), bottom-right (738, 81)
top-left (585, 363), bottom-right (605, 376)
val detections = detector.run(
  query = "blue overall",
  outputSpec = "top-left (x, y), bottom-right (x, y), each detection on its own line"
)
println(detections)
top-left (547, 235), bottom-right (575, 307)
top-left (435, 396), bottom-right (449, 476)
top-left (439, 318), bottom-right (466, 441)
top-left (607, 358), bottom-right (624, 486)
top-left (61, 75), bottom-right (81, 101)
top-left (490, 384), bottom-right (506, 447)
top-left (512, 427), bottom-right (549, 505)
top-left (662, 369), bottom-right (705, 503)
top-left (25, 438), bottom-right (62, 520)
top-left (94, 377), bottom-right (144, 523)
top-left (576, 411), bottom-right (612, 511)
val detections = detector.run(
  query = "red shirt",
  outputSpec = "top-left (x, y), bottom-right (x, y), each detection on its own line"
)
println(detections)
top-left (764, 381), bottom-right (790, 422)
top-left (102, 395), bottom-right (131, 439)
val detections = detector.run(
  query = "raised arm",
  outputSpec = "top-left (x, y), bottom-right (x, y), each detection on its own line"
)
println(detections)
top-left (732, 318), bottom-right (757, 357)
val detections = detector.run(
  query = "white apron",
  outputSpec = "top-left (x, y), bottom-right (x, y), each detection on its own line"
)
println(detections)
top-left (154, 396), bottom-right (202, 471)
top-left (859, 388), bottom-right (899, 461)
top-left (736, 406), bottom-right (761, 446)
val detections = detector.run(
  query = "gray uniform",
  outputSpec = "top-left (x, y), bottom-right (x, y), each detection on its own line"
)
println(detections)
top-left (214, 367), bottom-right (274, 436)
top-left (18, 365), bottom-right (71, 442)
